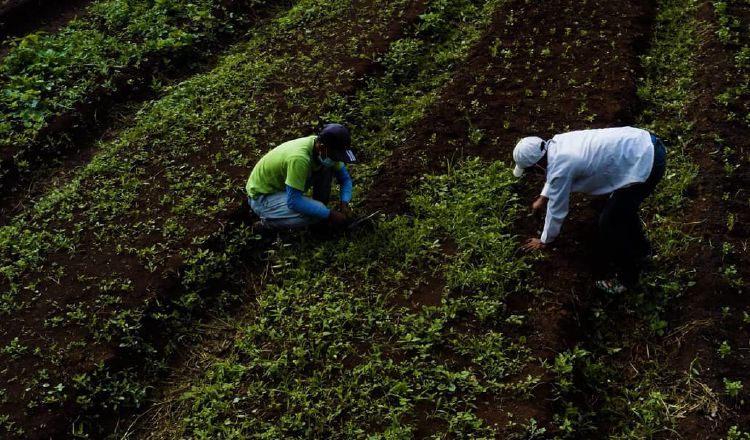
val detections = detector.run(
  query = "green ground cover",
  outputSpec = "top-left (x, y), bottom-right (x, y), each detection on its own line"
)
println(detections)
top-left (116, 0), bottom-right (531, 437)
top-left (139, 159), bottom-right (536, 439)
top-left (0, 0), bottom-right (273, 187)
top-left (712, 0), bottom-right (750, 287)
top-left (713, 0), bottom-right (750, 130)
top-left (125, 0), bottom-right (707, 437)
top-left (167, 160), bottom-right (539, 438)
top-left (2, 0), bottom-right (746, 436)
top-left (0, 0), bottom-right (422, 435)
top-left (705, 0), bottom-right (750, 435)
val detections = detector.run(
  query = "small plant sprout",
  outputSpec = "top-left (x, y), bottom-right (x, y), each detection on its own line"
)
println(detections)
top-left (721, 306), bottom-right (731, 318)
top-left (1, 337), bottom-right (28, 359)
top-left (727, 426), bottom-right (750, 440)
top-left (727, 213), bottom-right (736, 232)
top-left (718, 340), bottom-right (732, 359)
top-left (722, 265), bottom-right (744, 289)
top-left (723, 378), bottom-right (743, 399)
top-left (721, 241), bottom-right (734, 257)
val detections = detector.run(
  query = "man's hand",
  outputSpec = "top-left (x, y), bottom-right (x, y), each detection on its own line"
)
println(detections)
top-left (339, 201), bottom-right (353, 218)
top-left (329, 210), bottom-right (348, 225)
top-left (531, 196), bottom-right (548, 213)
top-left (522, 238), bottom-right (546, 252)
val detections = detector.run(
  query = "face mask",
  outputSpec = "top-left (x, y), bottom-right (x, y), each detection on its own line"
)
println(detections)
top-left (318, 155), bottom-right (336, 168)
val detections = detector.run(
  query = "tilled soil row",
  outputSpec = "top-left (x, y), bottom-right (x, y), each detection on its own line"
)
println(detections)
top-left (0, 1), bottom-right (426, 438)
top-left (364, 0), bottom-right (652, 431)
top-left (666, 1), bottom-right (750, 435)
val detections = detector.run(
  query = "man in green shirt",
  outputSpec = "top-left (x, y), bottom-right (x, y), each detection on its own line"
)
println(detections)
top-left (246, 124), bottom-right (356, 231)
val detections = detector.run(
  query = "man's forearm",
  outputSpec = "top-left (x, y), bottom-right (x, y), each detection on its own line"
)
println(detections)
top-left (532, 195), bottom-right (548, 212)
top-left (540, 207), bottom-right (565, 244)
top-left (286, 186), bottom-right (330, 218)
top-left (336, 166), bottom-right (353, 203)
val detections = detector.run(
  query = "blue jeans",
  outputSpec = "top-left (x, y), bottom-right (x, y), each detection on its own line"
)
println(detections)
top-left (598, 134), bottom-right (667, 286)
top-left (248, 168), bottom-right (333, 230)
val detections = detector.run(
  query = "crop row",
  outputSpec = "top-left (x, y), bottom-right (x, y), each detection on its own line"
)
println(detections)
top-left (547, 0), bottom-right (750, 436)
top-left (547, 0), bottom-right (704, 434)
top-left (0, 0), bottom-right (274, 194)
top-left (0, 0), bottom-right (424, 436)
top-left (701, 0), bottom-right (750, 291)
top-left (698, 0), bottom-right (750, 435)
top-left (713, 0), bottom-right (750, 129)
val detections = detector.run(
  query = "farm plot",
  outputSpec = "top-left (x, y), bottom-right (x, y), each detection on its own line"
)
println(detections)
top-left (398, 0), bottom-right (750, 435)
top-left (363, 0), bottom-right (750, 435)
top-left (126, 0), bottom-right (750, 438)
top-left (0, 0), bottom-right (425, 437)
top-left (120, 0), bottom-right (719, 438)
top-left (1, 0), bottom-right (749, 438)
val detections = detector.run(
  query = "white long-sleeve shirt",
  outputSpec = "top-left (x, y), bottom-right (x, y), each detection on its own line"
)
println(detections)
top-left (539, 127), bottom-right (655, 243)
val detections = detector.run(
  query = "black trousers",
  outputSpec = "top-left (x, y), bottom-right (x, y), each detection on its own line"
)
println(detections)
top-left (598, 136), bottom-right (667, 286)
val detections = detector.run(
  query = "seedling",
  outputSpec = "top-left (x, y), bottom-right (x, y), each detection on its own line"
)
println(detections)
top-left (723, 378), bottom-right (743, 399)
top-left (718, 340), bottom-right (732, 359)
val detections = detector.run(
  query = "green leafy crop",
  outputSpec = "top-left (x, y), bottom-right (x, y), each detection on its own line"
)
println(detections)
top-left (172, 159), bottom-right (533, 438)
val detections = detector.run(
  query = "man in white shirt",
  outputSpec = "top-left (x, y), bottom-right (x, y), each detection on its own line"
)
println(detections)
top-left (512, 126), bottom-right (668, 293)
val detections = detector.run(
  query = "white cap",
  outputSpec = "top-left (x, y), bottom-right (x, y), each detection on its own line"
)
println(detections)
top-left (512, 136), bottom-right (545, 177)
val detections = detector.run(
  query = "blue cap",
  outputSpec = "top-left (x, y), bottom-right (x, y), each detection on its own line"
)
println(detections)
top-left (318, 124), bottom-right (357, 163)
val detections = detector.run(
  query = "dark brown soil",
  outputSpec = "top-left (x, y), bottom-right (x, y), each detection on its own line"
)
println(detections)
top-left (0, 0), bottom-right (92, 49)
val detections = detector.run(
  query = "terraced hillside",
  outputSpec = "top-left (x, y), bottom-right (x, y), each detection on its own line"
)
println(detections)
top-left (0, 0), bottom-right (748, 438)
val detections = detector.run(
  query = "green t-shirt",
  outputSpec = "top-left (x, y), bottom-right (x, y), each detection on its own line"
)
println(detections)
top-left (246, 135), bottom-right (342, 198)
